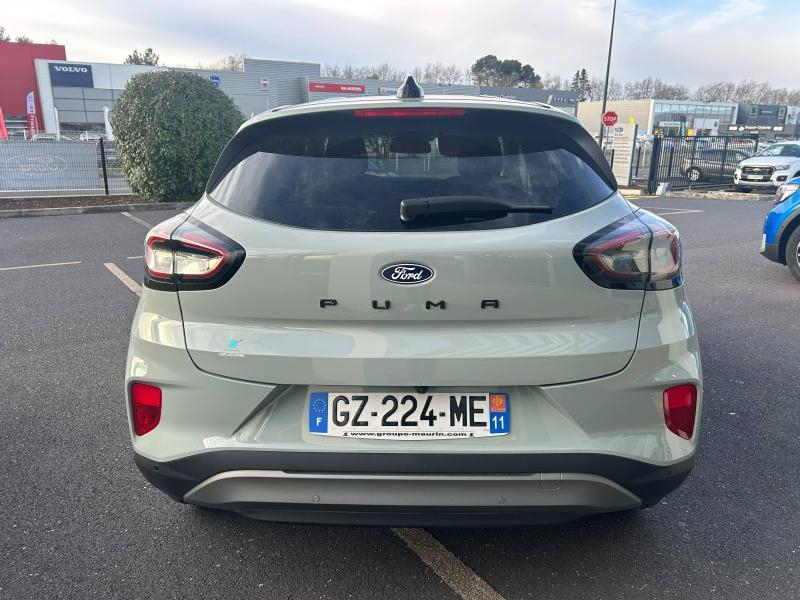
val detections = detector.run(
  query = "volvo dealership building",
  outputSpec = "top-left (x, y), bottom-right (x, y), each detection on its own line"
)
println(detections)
top-left (30, 57), bottom-right (579, 136)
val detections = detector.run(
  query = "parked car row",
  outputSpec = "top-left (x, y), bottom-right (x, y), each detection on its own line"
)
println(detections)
top-left (677, 141), bottom-right (800, 191)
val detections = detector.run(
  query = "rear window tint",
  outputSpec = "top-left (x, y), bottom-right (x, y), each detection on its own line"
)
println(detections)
top-left (208, 108), bottom-right (615, 231)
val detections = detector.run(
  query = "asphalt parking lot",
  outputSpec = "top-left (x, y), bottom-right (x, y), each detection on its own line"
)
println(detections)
top-left (2, 196), bottom-right (799, 600)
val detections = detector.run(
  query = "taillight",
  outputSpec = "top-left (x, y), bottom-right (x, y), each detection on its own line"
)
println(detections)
top-left (130, 382), bottom-right (162, 436)
top-left (144, 216), bottom-right (245, 290)
top-left (663, 384), bottom-right (697, 440)
top-left (353, 108), bottom-right (465, 118)
top-left (572, 210), bottom-right (682, 290)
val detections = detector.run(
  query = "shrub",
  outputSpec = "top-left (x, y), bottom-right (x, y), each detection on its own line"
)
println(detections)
top-left (110, 71), bottom-right (244, 201)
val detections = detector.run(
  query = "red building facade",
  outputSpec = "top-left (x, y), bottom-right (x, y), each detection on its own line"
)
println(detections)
top-left (0, 41), bottom-right (66, 130)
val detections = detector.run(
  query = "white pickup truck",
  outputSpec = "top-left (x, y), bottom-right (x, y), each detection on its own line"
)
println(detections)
top-left (734, 141), bottom-right (800, 191)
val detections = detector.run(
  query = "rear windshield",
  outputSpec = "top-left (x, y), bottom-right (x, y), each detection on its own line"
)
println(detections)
top-left (208, 108), bottom-right (615, 231)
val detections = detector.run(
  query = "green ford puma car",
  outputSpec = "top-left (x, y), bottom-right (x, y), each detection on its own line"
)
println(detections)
top-left (125, 78), bottom-right (702, 526)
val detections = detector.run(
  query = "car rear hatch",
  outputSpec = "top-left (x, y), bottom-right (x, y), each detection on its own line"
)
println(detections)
top-left (173, 102), bottom-right (644, 386)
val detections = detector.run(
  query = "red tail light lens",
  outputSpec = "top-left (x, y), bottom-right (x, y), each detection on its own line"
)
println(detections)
top-left (573, 210), bottom-right (682, 290)
top-left (353, 108), bottom-right (465, 118)
top-left (144, 216), bottom-right (245, 290)
top-left (663, 384), bottom-right (697, 440)
top-left (130, 382), bottom-right (162, 436)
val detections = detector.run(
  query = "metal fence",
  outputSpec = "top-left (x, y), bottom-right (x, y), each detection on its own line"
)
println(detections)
top-left (0, 139), bottom-right (132, 198)
top-left (646, 135), bottom-right (759, 194)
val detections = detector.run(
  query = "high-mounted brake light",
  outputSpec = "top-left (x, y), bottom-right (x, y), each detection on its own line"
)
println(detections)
top-left (130, 382), bottom-right (162, 436)
top-left (144, 216), bottom-right (245, 290)
top-left (663, 384), bottom-right (697, 440)
top-left (572, 211), bottom-right (682, 290)
top-left (353, 108), bottom-right (465, 118)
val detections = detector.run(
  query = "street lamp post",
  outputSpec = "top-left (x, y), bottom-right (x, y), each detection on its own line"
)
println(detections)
top-left (598, 0), bottom-right (618, 146)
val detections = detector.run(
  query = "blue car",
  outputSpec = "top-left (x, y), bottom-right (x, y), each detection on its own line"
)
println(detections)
top-left (762, 177), bottom-right (800, 281)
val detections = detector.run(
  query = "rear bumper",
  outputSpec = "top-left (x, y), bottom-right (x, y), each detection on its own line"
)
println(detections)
top-left (135, 450), bottom-right (693, 525)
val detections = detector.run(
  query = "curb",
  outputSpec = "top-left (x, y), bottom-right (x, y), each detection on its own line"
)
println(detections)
top-left (0, 201), bottom-right (195, 219)
top-left (666, 190), bottom-right (772, 202)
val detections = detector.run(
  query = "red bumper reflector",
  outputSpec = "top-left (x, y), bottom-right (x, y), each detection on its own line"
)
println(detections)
top-left (663, 384), bottom-right (697, 440)
top-left (131, 382), bottom-right (162, 436)
top-left (353, 108), bottom-right (465, 118)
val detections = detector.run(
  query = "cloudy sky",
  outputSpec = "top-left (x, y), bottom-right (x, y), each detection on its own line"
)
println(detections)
top-left (4, 0), bottom-right (796, 87)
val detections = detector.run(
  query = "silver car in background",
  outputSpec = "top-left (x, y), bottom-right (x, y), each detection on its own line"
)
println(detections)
top-left (125, 79), bottom-right (702, 525)
top-left (734, 141), bottom-right (800, 191)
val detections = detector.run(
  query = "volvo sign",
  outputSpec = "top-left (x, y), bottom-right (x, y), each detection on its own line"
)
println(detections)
top-left (49, 63), bottom-right (94, 88)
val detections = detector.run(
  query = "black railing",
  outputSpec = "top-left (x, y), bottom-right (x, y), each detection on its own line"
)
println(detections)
top-left (0, 139), bottom-right (132, 198)
top-left (646, 135), bottom-right (759, 194)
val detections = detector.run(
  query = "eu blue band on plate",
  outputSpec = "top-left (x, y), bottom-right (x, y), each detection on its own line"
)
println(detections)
top-left (309, 392), bottom-right (329, 433)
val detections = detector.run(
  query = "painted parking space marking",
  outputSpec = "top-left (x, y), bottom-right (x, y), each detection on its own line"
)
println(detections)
top-left (104, 262), bottom-right (142, 296)
top-left (392, 528), bottom-right (506, 600)
top-left (121, 211), bottom-right (153, 228)
top-left (641, 207), bottom-right (704, 217)
top-left (0, 260), bottom-right (82, 272)
top-left (127, 255), bottom-right (144, 260)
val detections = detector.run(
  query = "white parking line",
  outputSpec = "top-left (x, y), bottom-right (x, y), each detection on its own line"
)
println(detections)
top-left (127, 255), bottom-right (144, 260)
top-left (121, 211), bottom-right (153, 228)
top-left (392, 528), bottom-right (506, 600)
top-left (642, 206), bottom-right (704, 216)
top-left (104, 262), bottom-right (142, 296)
top-left (650, 209), bottom-right (704, 216)
top-left (0, 260), bottom-right (82, 272)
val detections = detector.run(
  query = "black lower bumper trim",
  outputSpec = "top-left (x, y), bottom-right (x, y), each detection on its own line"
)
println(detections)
top-left (220, 505), bottom-right (620, 526)
top-left (134, 450), bottom-right (694, 512)
top-left (761, 242), bottom-right (782, 264)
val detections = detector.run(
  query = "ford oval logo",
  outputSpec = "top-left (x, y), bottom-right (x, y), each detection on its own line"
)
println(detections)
top-left (380, 263), bottom-right (434, 285)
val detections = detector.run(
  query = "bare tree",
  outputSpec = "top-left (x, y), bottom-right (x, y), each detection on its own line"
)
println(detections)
top-left (415, 62), bottom-right (467, 84)
top-left (196, 53), bottom-right (248, 71)
top-left (589, 77), bottom-right (624, 101)
top-left (540, 73), bottom-right (565, 90)
top-left (321, 62), bottom-right (466, 84)
top-left (623, 76), bottom-right (658, 100)
top-left (216, 53), bottom-right (248, 71)
top-left (693, 81), bottom-right (736, 102)
top-left (734, 80), bottom-right (760, 103)
top-left (321, 64), bottom-right (342, 78)
top-left (653, 81), bottom-right (690, 100)
top-left (367, 62), bottom-right (404, 81)
top-left (785, 89), bottom-right (800, 105)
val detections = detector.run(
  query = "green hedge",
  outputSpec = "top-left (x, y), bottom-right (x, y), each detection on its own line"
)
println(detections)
top-left (110, 71), bottom-right (244, 201)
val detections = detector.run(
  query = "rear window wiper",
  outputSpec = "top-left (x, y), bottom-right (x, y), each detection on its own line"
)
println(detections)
top-left (400, 196), bottom-right (552, 223)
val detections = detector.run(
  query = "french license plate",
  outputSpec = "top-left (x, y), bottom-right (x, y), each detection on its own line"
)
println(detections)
top-left (308, 391), bottom-right (510, 439)
top-left (744, 174), bottom-right (766, 180)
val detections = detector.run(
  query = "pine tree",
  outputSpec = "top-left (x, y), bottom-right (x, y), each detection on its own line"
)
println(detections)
top-left (579, 69), bottom-right (590, 101)
top-left (570, 71), bottom-right (582, 94)
top-left (570, 69), bottom-right (591, 101)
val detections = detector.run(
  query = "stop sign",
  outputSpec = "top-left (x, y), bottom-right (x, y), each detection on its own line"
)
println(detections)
top-left (602, 111), bottom-right (618, 127)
